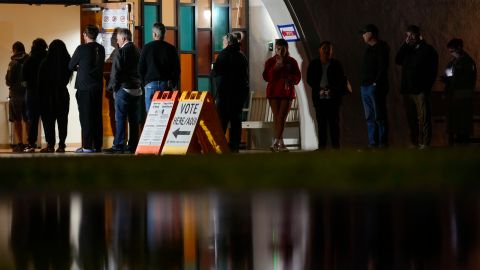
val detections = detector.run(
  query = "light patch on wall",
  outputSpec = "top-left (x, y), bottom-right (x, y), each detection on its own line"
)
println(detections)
top-left (0, 4), bottom-right (82, 145)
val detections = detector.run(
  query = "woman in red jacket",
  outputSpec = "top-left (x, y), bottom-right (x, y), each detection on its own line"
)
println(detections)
top-left (262, 39), bottom-right (301, 152)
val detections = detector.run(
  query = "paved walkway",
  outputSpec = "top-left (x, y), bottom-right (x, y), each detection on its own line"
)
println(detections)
top-left (0, 146), bottom-right (279, 157)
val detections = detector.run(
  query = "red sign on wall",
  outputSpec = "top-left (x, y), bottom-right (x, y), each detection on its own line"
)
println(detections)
top-left (277, 24), bottom-right (300, 42)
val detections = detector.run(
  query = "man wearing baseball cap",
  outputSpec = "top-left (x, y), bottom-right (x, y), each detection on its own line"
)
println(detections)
top-left (360, 24), bottom-right (390, 149)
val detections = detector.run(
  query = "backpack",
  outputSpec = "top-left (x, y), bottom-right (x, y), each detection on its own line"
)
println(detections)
top-left (7, 57), bottom-right (26, 91)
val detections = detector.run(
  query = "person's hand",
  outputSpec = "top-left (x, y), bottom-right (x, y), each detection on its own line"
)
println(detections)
top-left (275, 55), bottom-right (284, 65)
top-left (325, 88), bottom-right (331, 98)
top-left (274, 55), bottom-right (284, 70)
top-left (405, 35), bottom-right (413, 45)
top-left (405, 33), bottom-right (416, 46)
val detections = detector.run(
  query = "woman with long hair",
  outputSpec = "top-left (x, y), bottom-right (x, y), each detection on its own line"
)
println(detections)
top-left (23, 38), bottom-right (48, 152)
top-left (38, 39), bottom-right (72, 153)
top-left (262, 39), bottom-right (301, 152)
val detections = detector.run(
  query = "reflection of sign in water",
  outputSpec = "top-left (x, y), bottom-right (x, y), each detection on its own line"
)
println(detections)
top-left (164, 101), bottom-right (203, 147)
top-left (277, 24), bottom-right (300, 42)
top-left (102, 7), bottom-right (128, 29)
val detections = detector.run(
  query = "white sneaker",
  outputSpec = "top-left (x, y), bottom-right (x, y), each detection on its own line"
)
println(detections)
top-left (278, 144), bottom-right (289, 152)
top-left (270, 143), bottom-right (279, 152)
top-left (418, 144), bottom-right (429, 150)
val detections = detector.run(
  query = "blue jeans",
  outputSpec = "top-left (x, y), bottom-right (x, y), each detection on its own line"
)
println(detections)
top-left (113, 89), bottom-right (141, 150)
top-left (361, 85), bottom-right (387, 146)
top-left (144, 81), bottom-right (169, 113)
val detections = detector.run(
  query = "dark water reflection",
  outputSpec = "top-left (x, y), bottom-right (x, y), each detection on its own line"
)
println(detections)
top-left (0, 192), bottom-right (479, 270)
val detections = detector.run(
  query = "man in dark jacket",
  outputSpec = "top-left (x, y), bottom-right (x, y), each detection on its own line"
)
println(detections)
top-left (396, 25), bottom-right (438, 149)
top-left (104, 28), bottom-right (142, 154)
top-left (360, 24), bottom-right (390, 148)
top-left (139, 22), bottom-right (180, 113)
top-left (213, 33), bottom-right (249, 152)
top-left (307, 41), bottom-right (346, 149)
top-left (6, 41), bottom-right (28, 152)
top-left (441, 38), bottom-right (477, 144)
top-left (69, 25), bottom-right (106, 153)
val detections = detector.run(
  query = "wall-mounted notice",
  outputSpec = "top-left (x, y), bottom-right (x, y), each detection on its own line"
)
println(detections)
top-left (102, 7), bottom-right (128, 29)
top-left (277, 24), bottom-right (300, 42)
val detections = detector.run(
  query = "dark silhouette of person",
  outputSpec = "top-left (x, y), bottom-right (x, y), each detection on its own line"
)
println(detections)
top-left (307, 41), bottom-right (347, 149)
top-left (213, 33), bottom-right (249, 152)
top-left (23, 38), bottom-right (48, 153)
top-left (69, 24), bottom-right (106, 153)
top-left (395, 25), bottom-right (438, 149)
top-left (38, 39), bottom-right (73, 153)
top-left (441, 38), bottom-right (477, 145)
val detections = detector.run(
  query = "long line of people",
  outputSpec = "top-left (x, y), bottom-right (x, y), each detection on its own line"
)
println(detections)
top-left (5, 23), bottom-right (477, 153)
top-left (307, 24), bottom-right (476, 150)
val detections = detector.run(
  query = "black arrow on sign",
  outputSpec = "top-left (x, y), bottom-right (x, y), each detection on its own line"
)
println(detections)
top-left (173, 128), bottom-right (191, 138)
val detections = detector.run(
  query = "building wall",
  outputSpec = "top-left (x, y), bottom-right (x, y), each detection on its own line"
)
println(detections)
top-left (289, 0), bottom-right (480, 147)
top-left (0, 4), bottom-right (82, 145)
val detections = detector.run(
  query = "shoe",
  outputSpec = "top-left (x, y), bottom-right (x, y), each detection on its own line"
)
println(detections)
top-left (24, 145), bottom-right (36, 153)
top-left (269, 144), bottom-right (279, 152)
top-left (40, 147), bottom-right (55, 153)
top-left (12, 144), bottom-right (25, 153)
top-left (75, 147), bottom-right (94, 153)
top-left (418, 144), bottom-right (429, 150)
top-left (56, 147), bottom-right (65, 153)
top-left (278, 144), bottom-right (289, 152)
top-left (103, 147), bottom-right (124, 154)
top-left (125, 146), bottom-right (137, 154)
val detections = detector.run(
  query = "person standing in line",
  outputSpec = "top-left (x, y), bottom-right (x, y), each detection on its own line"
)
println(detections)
top-left (395, 25), bottom-right (438, 149)
top-left (307, 41), bottom-right (347, 150)
top-left (69, 25), bottom-right (106, 153)
top-left (262, 38), bottom-right (301, 152)
top-left (139, 22), bottom-right (180, 113)
top-left (23, 38), bottom-right (48, 153)
top-left (103, 28), bottom-right (142, 154)
top-left (104, 28), bottom-right (121, 137)
top-left (441, 38), bottom-right (477, 145)
top-left (38, 39), bottom-right (73, 153)
top-left (213, 33), bottom-right (249, 153)
top-left (360, 24), bottom-right (390, 149)
top-left (5, 41), bottom-right (28, 152)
